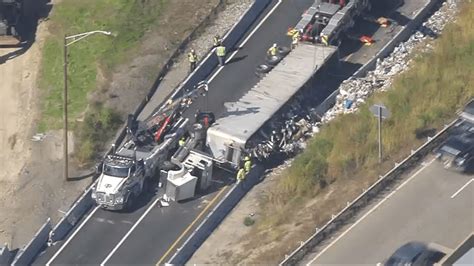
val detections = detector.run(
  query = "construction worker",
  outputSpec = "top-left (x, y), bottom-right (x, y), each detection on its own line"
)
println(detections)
top-left (216, 44), bottom-right (226, 66)
top-left (213, 34), bottom-right (222, 47)
top-left (267, 43), bottom-right (278, 57)
top-left (291, 30), bottom-right (300, 50)
top-left (178, 136), bottom-right (186, 147)
top-left (376, 17), bottom-right (390, 28)
top-left (243, 156), bottom-right (252, 174)
top-left (236, 167), bottom-right (246, 183)
top-left (188, 49), bottom-right (198, 72)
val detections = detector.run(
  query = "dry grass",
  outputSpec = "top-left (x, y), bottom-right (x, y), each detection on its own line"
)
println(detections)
top-left (231, 2), bottom-right (474, 264)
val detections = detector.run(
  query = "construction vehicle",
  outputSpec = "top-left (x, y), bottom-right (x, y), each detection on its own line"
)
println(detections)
top-left (92, 82), bottom-right (209, 210)
top-left (0, 0), bottom-right (22, 46)
top-left (289, 0), bottom-right (370, 45)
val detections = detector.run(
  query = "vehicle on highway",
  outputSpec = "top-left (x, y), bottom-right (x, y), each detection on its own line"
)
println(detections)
top-left (436, 131), bottom-right (474, 172)
top-left (384, 242), bottom-right (445, 266)
top-left (92, 82), bottom-right (210, 210)
top-left (0, 0), bottom-right (22, 46)
top-left (459, 98), bottom-right (474, 123)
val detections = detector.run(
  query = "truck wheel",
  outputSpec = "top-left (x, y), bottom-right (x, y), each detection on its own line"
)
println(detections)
top-left (125, 193), bottom-right (135, 211)
top-left (255, 64), bottom-right (272, 78)
top-left (265, 55), bottom-right (282, 66)
top-left (277, 46), bottom-right (291, 56)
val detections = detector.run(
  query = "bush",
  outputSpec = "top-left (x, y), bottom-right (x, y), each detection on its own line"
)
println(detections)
top-left (244, 217), bottom-right (255, 227)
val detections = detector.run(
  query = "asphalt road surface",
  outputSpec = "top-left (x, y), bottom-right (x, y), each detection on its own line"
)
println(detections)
top-left (303, 158), bottom-right (474, 265)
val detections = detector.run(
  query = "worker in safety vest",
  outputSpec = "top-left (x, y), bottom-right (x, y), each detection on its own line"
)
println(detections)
top-left (178, 136), bottom-right (186, 147)
top-left (236, 168), bottom-right (246, 183)
top-left (267, 43), bottom-right (278, 57)
top-left (243, 156), bottom-right (252, 174)
top-left (188, 49), bottom-right (198, 72)
top-left (213, 34), bottom-right (222, 47)
top-left (291, 30), bottom-right (300, 50)
top-left (216, 44), bottom-right (226, 66)
top-left (320, 34), bottom-right (329, 46)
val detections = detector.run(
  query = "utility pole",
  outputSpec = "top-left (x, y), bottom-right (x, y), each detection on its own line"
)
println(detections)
top-left (63, 35), bottom-right (68, 181)
top-left (63, 30), bottom-right (113, 181)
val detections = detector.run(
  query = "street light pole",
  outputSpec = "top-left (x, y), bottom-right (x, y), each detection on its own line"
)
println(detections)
top-left (63, 30), bottom-right (113, 181)
top-left (63, 35), bottom-right (69, 181)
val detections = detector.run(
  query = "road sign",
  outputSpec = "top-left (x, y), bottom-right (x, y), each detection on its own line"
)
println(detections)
top-left (370, 104), bottom-right (390, 163)
top-left (370, 104), bottom-right (390, 119)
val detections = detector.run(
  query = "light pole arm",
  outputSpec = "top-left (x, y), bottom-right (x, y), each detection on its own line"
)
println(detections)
top-left (65, 30), bottom-right (112, 47)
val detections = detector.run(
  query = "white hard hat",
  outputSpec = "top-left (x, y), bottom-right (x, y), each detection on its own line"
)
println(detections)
top-left (272, 43), bottom-right (277, 47)
top-left (191, 49), bottom-right (195, 53)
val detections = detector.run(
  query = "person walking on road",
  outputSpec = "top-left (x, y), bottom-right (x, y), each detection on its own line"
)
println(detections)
top-left (243, 156), bottom-right (252, 174)
top-left (213, 34), bottom-right (222, 47)
top-left (291, 30), bottom-right (300, 50)
top-left (216, 44), bottom-right (226, 66)
top-left (188, 49), bottom-right (198, 73)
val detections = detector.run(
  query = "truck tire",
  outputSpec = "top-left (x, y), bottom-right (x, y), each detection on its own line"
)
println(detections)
top-left (255, 64), bottom-right (272, 78)
top-left (265, 55), bottom-right (281, 66)
top-left (277, 46), bottom-right (291, 56)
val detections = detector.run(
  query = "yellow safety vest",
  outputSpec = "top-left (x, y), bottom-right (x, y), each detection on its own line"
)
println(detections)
top-left (213, 37), bottom-right (221, 46)
top-left (292, 32), bottom-right (300, 44)
top-left (236, 168), bottom-right (246, 181)
top-left (321, 35), bottom-right (329, 46)
top-left (216, 46), bottom-right (226, 57)
top-left (244, 160), bottom-right (252, 173)
top-left (268, 47), bottom-right (277, 56)
top-left (179, 139), bottom-right (185, 146)
top-left (188, 52), bottom-right (197, 62)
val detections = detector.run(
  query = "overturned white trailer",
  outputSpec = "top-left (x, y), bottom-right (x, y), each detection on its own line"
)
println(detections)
top-left (206, 43), bottom-right (338, 167)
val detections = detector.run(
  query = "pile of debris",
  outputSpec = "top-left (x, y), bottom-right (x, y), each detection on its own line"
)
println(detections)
top-left (321, 0), bottom-right (460, 123)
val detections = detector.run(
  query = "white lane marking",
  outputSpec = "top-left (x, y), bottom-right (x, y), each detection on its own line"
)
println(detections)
top-left (306, 158), bottom-right (436, 265)
top-left (207, 0), bottom-right (283, 83)
top-left (100, 197), bottom-right (162, 266)
top-left (46, 206), bottom-right (100, 266)
top-left (451, 178), bottom-right (474, 199)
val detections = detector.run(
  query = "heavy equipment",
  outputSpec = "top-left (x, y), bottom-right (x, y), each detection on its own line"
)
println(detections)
top-left (92, 82), bottom-right (209, 210)
top-left (0, 0), bottom-right (22, 46)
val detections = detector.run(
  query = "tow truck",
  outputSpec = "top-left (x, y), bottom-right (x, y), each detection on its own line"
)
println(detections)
top-left (92, 82), bottom-right (209, 210)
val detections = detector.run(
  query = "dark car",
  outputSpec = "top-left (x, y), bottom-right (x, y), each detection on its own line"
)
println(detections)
top-left (436, 131), bottom-right (474, 172)
top-left (384, 242), bottom-right (445, 266)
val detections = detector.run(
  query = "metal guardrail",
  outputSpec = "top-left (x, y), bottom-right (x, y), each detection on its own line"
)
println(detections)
top-left (11, 1), bottom-right (270, 264)
top-left (279, 119), bottom-right (457, 265)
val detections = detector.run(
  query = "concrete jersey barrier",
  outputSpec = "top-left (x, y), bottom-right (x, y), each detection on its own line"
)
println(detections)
top-left (11, 219), bottom-right (52, 266)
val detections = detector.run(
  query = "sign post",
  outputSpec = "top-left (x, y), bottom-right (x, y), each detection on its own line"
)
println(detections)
top-left (370, 104), bottom-right (390, 163)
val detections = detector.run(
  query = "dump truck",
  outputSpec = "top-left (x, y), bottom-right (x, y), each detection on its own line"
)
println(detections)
top-left (0, 0), bottom-right (22, 46)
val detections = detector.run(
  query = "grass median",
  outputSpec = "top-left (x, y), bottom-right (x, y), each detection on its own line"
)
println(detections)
top-left (38, 0), bottom-right (165, 162)
top-left (240, 2), bottom-right (474, 264)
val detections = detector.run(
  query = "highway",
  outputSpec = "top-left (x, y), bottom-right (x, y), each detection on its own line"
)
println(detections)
top-left (302, 158), bottom-right (474, 265)
top-left (33, 0), bottom-right (428, 264)
top-left (34, 0), bottom-right (317, 264)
